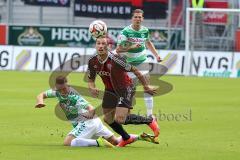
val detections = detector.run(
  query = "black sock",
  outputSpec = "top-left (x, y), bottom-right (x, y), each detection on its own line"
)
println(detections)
top-left (109, 121), bottom-right (130, 140)
top-left (124, 114), bottom-right (153, 125)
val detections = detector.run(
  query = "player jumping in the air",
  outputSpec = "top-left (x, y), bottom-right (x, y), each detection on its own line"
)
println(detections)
top-left (35, 76), bottom-right (158, 147)
top-left (87, 37), bottom-right (160, 147)
top-left (116, 9), bottom-right (162, 117)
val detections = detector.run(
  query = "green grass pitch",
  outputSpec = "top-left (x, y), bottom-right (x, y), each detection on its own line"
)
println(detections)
top-left (0, 71), bottom-right (239, 160)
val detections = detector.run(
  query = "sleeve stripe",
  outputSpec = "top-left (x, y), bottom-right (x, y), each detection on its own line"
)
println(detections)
top-left (109, 54), bottom-right (125, 67)
top-left (88, 54), bottom-right (97, 61)
top-left (109, 52), bottom-right (131, 71)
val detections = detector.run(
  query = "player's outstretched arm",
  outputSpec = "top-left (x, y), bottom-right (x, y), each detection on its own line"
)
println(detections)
top-left (87, 60), bottom-right (99, 98)
top-left (35, 92), bottom-right (47, 108)
top-left (83, 105), bottom-right (96, 119)
top-left (145, 40), bottom-right (162, 62)
top-left (116, 33), bottom-right (141, 54)
top-left (116, 44), bottom-right (129, 53)
top-left (131, 66), bottom-right (157, 95)
top-left (116, 43), bottom-right (141, 54)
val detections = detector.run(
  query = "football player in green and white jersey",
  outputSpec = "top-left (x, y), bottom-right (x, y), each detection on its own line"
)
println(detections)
top-left (35, 76), bottom-right (158, 148)
top-left (116, 9), bottom-right (162, 117)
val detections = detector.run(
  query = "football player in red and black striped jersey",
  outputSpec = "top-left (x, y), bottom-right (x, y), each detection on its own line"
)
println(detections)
top-left (87, 37), bottom-right (159, 147)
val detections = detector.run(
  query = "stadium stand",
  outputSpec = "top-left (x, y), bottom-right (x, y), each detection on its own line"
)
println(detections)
top-left (0, 0), bottom-right (168, 28)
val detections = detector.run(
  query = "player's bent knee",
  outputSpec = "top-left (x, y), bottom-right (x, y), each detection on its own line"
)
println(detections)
top-left (63, 139), bottom-right (71, 146)
top-left (63, 135), bottom-right (75, 146)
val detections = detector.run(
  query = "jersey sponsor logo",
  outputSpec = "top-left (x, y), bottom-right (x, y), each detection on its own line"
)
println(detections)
top-left (127, 37), bottom-right (145, 43)
top-left (97, 71), bottom-right (110, 76)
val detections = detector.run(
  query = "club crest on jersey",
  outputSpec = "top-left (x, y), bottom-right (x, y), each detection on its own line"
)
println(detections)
top-left (118, 35), bottom-right (127, 41)
top-left (66, 100), bottom-right (71, 106)
top-left (94, 65), bottom-right (97, 69)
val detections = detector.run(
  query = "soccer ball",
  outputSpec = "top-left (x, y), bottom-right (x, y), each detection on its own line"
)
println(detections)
top-left (89, 20), bottom-right (107, 39)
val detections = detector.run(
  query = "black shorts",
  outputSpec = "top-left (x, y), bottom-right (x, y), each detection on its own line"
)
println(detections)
top-left (102, 88), bottom-right (134, 109)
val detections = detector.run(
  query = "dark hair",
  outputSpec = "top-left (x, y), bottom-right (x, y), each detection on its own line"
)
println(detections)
top-left (132, 9), bottom-right (144, 17)
top-left (55, 76), bottom-right (67, 85)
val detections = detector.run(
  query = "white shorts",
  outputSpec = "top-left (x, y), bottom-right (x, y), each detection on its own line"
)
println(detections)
top-left (127, 63), bottom-right (150, 87)
top-left (127, 62), bottom-right (150, 78)
top-left (68, 118), bottom-right (114, 139)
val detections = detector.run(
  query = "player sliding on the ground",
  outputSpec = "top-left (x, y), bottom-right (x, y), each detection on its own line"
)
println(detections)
top-left (35, 76), bottom-right (158, 148)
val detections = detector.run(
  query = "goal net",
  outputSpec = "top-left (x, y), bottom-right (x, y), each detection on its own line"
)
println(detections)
top-left (185, 8), bottom-right (240, 75)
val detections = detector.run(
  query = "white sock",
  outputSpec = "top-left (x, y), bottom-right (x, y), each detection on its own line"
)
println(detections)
top-left (144, 93), bottom-right (154, 116)
top-left (71, 138), bottom-right (98, 147)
